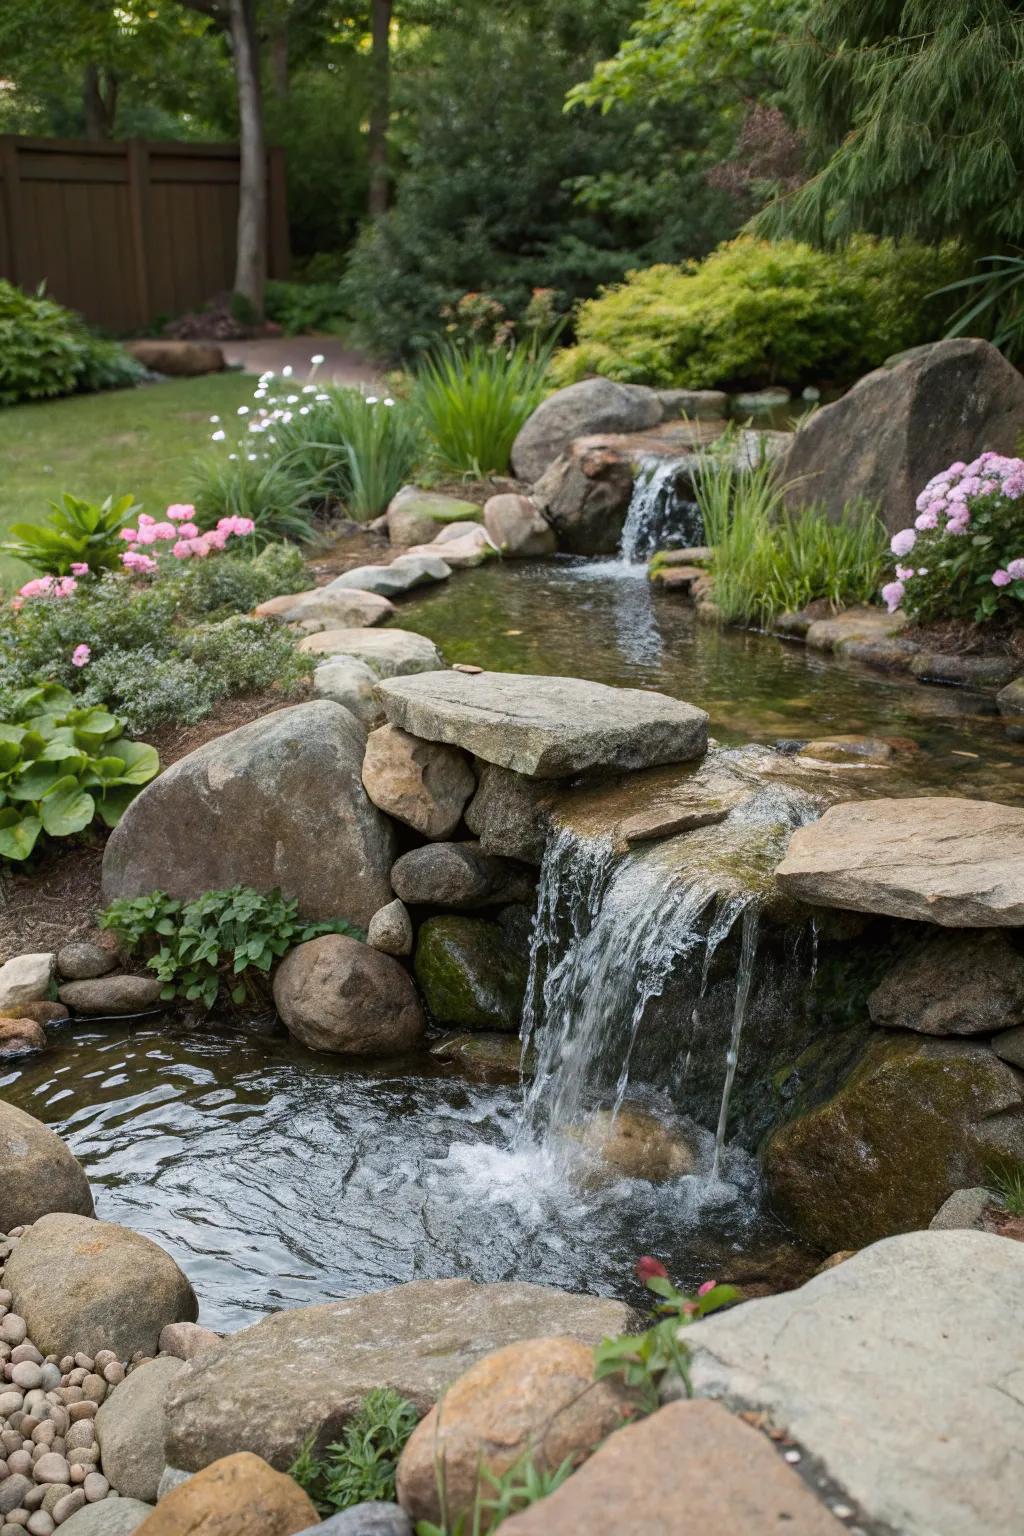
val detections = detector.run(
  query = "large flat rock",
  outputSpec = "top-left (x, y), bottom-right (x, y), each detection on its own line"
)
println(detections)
top-left (164, 1278), bottom-right (635, 1473)
top-left (677, 1230), bottom-right (1024, 1536)
top-left (775, 796), bottom-right (1024, 925)
top-left (375, 671), bottom-right (708, 779)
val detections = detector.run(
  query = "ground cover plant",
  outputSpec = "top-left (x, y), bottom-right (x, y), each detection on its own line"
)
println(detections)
top-left (0, 280), bottom-right (143, 408)
top-left (289, 1390), bottom-right (419, 1516)
top-left (101, 886), bottom-right (363, 1011)
top-left (882, 454), bottom-right (1024, 625)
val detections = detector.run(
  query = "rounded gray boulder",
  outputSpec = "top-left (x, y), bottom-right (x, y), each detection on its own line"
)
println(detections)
top-left (0, 1101), bottom-right (94, 1232)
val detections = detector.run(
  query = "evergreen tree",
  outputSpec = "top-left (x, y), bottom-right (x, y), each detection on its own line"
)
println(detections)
top-left (760, 1), bottom-right (1024, 249)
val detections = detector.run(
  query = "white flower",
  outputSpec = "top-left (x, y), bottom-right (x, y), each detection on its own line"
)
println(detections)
top-left (211, 429), bottom-right (226, 441)
top-left (282, 365), bottom-right (293, 378)
top-left (302, 384), bottom-right (316, 394)
top-left (310, 353), bottom-right (325, 365)
top-left (237, 406), bottom-right (249, 416)
top-left (366, 395), bottom-right (378, 405)
top-left (315, 393), bottom-right (329, 402)
top-left (286, 394), bottom-right (298, 404)
top-left (228, 452), bottom-right (238, 460)
top-left (299, 406), bottom-right (309, 415)
top-left (247, 453), bottom-right (257, 461)
top-left (383, 398), bottom-right (395, 407)
top-left (210, 415), bottom-right (221, 424)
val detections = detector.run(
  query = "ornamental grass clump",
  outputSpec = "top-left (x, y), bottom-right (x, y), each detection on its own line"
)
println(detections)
top-left (882, 454), bottom-right (1024, 624)
top-left (412, 341), bottom-right (553, 476)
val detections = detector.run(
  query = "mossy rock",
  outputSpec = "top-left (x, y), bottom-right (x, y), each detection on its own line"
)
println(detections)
top-left (430, 1031), bottom-right (531, 1079)
top-left (414, 915), bottom-right (528, 1031)
top-left (764, 1034), bottom-right (1024, 1252)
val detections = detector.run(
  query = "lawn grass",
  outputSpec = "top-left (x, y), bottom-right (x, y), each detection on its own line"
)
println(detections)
top-left (0, 373), bottom-right (256, 588)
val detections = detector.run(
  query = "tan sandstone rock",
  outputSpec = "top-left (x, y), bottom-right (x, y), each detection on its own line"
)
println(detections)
top-left (362, 724), bottom-right (476, 838)
top-left (133, 1452), bottom-right (316, 1536)
top-left (273, 934), bottom-right (425, 1055)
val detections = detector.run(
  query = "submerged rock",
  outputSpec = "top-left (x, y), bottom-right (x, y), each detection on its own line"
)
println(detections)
top-left (775, 796), bottom-right (1024, 926)
top-left (163, 1279), bottom-right (636, 1473)
top-left (377, 670), bottom-right (708, 779)
top-left (391, 842), bottom-right (534, 909)
top-left (102, 702), bottom-right (395, 927)
top-left (781, 337), bottom-right (1024, 532)
top-left (569, 1107), bottom-right (697, 1186)
top-left (362, 725), bottom-right (476, 839)
top-left (4, 1212), bottom-right (197, 1358)
top-left (868, 930), bottom-right (1024, 1035)
top-left (396, 1337), bottom-right (637, 1528)
top-left (679, 1229), bottom-right (1024, 1536)
top-left (133, 1452), bottom-right (318, 1536)
top-left (798, 735), bottom-right (894, 765)
top-left (0, 1101), bottom-right (94, 1231)
top-left (512, 378), bottom-right (662, 484)
top-left (414, 916), bottom-right (528, 1031)
top-left (763, 1035), bottom-right (1024, 1251)
top-left (429, 1031), bottom-right (525, 1078)
top-left (273, 935), bottom-right (425, 1056)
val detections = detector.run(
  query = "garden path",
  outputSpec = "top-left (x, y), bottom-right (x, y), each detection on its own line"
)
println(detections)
top-left (222, 336), bottom-right (383, 389)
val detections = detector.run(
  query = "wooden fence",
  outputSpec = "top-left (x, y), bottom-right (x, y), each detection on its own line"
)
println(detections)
top-left (0, 135), bottom-right (290, 334)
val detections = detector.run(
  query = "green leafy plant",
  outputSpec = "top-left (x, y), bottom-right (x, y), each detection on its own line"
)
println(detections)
top-left (0, 683), bottom-right (158, 861)
top-left (413, 342), bottom-right (553, 477)
top-left (264, 280), bottom-right (350, 337)
top-left (551, 236), bottom-right (963, 391)
top-left (594, 1257), bottom-right (738, 1414)
top-left (187, 455), bottom-right (320, 549)
top-left (0, 280), bottom-right (143, 407)
top-left (938, 252), bottom-right (1024, 363)
top-left (416, 1451), bottom-right (576, 1536)
top-left (275, 387), bottom-right (426, 522)
top-left (2, 493), bottom-right (139, 576)
top-left (101, 886), bottom-right (364, 1011)
top-left (288, 1390), bottom-right (420, 1515)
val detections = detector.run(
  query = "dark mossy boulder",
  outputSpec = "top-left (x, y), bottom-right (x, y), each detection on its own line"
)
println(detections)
top-left (430, 1031), bottom-right (528, 1079)
top-left (414, 916), bottom-right (528, 1031)
top-left (764, 1034), bottom-right (1024, 1252)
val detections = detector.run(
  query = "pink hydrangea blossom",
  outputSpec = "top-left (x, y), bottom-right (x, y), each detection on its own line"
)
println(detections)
top-left (70, 562), bottom-right (90, 576)
top-left (166, 503), bottom-right (196, 521)
top-left (120, 526), bottom-right (138, 542)
top-left (150, 522), bottom-right (177, 541)
top-left (992, 569), bottom-right (1012, 587)
top-left (71, 644), bottom-right (91, 668)
top-left (121, 550), bottom-right (158, 574)
top-left (137, 513), bottom-right (155, 527)
top-left (17, 575), bottom-right (77, 601)
top-left (881, 580), bottom-right (905, 613)
top-left (890, 529), bottom-right (916, 557)
top-left (915, 508), bottom-right (938, 531)
top-left (895, 565), bottom-right (915, 581)
top-left (1007, 559), bottom-right (1024, 580)
top-left (176, 522), bottom-right (199, 539)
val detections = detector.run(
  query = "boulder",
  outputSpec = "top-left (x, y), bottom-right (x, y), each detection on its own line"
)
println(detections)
top-left (60, 1500), bottom-right (154, 1535)
top-left (58, 975), bottom-right (162, 1015)
top-left (656, 388), bottom-right (729, 420)
top-left (678, 1229), bottom-right (1024, 1536)
top-left (0, 953), bottom-right (54, 1010)
top-left (272, 934), bottom-right (424, 1056)
top-left (4, 1213), bottom-right (198, 1359)
top-left (56, 943), bottom-right (117, 982)
top-left (125, 339), bottom-right (224, 376)
top-left (929, 1187), bottom-right (993, 1231)
top-left (133, 1452), bottom-right (317, 1536)
top-left (763, 1035), bottom-right (1024, 1251)
top-left (804, 607), bottom-right (909, 653)
top-left (254, 587), bottom-right (394, 630)
top-left (482, 495), bottom-right (556, 558)
top-left (992, 1024), bottom-right (1024, 1069)
top-left (511, 379), bottom-right (662, 484)
top-left (362, 725), bottom-right (475, 839)
top-left (325, 555), bottom-right (451, 598)
top-left (498, 1399), bottom-right (845, 1536)
top-left (0, 1016), bottom-right (47, 1056)
top-left (775, 797), bottom-right (1024, 926)
top-left (367, 899), bottom-right (414, 957)
top-left (0, 1101), bottom-right (94, 1231)
top-left (163, 1279), bottom-right (636, 1473)
top-left (781, 338), bottom-right (1024, 532)
top-left (386, 488), bottom-right (480, 548)
top-left (429, 1031), bottom-right (524, 1078)
top-left (102, 702), bottom-right (395, 927)
top-left (402, 527), bottom-right (494, 568)
top-left (909, 651), bottom-right (1018, 690)
top-left (296, 1508), bottom-right (411, 1536)
top-left (159, 1322), bottom-right (222, 1361)
top-left (391, 842), bottom-right (533, 910)
top-left (0, 999), bottom-right (68, 1025)
top-left (396, 1337), bottom-right (637, 1527)
top-left (529, 439), bottom-right (635, 556)
top-left (96, 1357), bottom-right (187, 1503)
top-left (569, 1107), bottom-right (697, 1186)
top-left (299, 628), bottom-right (445, 677)
top-left (868, 931), bottom-right (1024, 1035)
top-left (414, 916), bottom-right (528, 1031)
top-left (996, 676), bottom-right (1024, 717)
top-left (464, 765), bottom-right (551, 864)
top-left (376, 671), bottom-right (708, 780)
top-left (313, 656), bottom-right (385, 727)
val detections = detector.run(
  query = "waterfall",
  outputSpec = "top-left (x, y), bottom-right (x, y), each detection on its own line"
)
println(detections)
top-left (710, 904), bottom-right (759, 1179)
top-left (617, 458), bottom-right (702, 567)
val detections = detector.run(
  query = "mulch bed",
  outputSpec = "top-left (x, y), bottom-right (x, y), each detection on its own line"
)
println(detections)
top-left (907, 618), bottom-right (1024, 660)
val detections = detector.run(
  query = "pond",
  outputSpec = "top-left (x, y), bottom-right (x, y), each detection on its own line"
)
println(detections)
top-left (5, 556), bottom-right (1023, 1328)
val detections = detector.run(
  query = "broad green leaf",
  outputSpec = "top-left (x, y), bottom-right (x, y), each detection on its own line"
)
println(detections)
top-left (0, 741), bottom-right (23, 773)
top-left (7, 760), bottom-right (62, 800)
top-left (105, 739), bottom-right (159, 785)
top-left (39, 777), bottom-right (95, 837)
top-left (0, 808), bottom-right (42, 860)
top-left (95, 785), bottom-right (138, 828)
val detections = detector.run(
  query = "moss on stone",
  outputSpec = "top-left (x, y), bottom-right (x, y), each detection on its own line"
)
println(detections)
top-left (764, 1034), bottom-right (1024, 1252)
top-left (414, 915), bottom-right (528, 1031)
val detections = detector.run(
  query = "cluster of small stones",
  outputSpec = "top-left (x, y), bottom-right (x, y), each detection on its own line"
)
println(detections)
top-left (0, 1232), bottom-right (127, 1534)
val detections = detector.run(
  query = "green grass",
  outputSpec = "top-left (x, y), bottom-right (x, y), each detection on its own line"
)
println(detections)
top-left (0, 374), bottom-right (255, 588)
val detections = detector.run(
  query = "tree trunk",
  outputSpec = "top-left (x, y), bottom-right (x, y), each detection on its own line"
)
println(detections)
top-left (270, 25), bottom-right (289, 100)
top-left (82, 64), bottom-right (118, 140)
top-left (227, 0), bottom-right (267, 315)
top-left (368, 0), bottom-right (392, 218)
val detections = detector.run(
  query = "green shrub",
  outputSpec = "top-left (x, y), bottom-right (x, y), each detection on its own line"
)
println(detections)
top-left (413, 343), bottom-right (552, 476)
top-left (0, 683), bottom-right (158, 862)
top-left (264, 280), bottom-right (350, 337)
top-left (2, 493), bottom-right (139, 576)
top-left (551, 237), bottom-right (965, 390)
top-left (187, 454), bottom-right (319, 548)
top-left (101, 886), bottom-right (363, 1011)
top-left (275, 388), bottom-right (426, 521)
top-left (693, 433), bottom-right (888, 625)
top-left (289, 1390), bottom-right (419, 1516)
top-left (0, 281), bottom-right (142, 407)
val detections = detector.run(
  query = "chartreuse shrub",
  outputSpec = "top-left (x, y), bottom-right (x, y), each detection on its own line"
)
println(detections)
top-left (882, 453), bottom-right (1024, 625)
top-left (551, 237), bottom-right (964, 391)
top-left (0, 684), bottom-right (158, 861)
top-left (289, 1390), bottom-right (419, 1516)
top-left (0, 281), bottom-right (144, 407)
top-left (2, 493), bottom-right (138, 576)
top-left (100, 886), bottom-right (364, 1011)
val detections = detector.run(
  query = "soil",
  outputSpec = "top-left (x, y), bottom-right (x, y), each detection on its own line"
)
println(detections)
top-left (906, 618), bottom-right (1024, 660)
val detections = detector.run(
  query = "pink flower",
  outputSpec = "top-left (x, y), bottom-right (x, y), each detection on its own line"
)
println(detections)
top-left (121, 550), bottom-right (158, 574)
top-left (915, 509), bottom-right (938, 531)
top-left (634, 1256), bottom-right (669, 1284)
top-left (881, 580), bottom-right (905, 613)
top-left (697, 1280), bottom-right (717, 1297)
top-left (895, 565), bottom-right (915, 581)
top-left (134, 525), bottom-right (158, 545)
top-left (166, 503), bottom-right (196, 521)
top-left (70, 562), bottom-right (90, 576)
top-left (177, 522), bottom-right (199, 539)
top-left (120, 527), bottom-right (138, 543)
top-left (18, 576), bottom-right (77, 600)
top-left (1007, 559), bottom-right (1024, 581)
top-left (151, 522), bottom-right (177, 541)
top-left (945, 515), bottom-right (970, 536)
top-left (890, 529), bottom-right (916, 557)
top-left (71, 644), bottom-right (91, 668)
top-left (172, 540), bottom-right (193, 559)
top-left (137, 513), bottom-right (155, 527)
top-left (992, 569), bottom-right (1012, 587)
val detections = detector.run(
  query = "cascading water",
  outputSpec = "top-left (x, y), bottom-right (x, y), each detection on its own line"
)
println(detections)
top-left (616, 458), bottom-right (703, 568)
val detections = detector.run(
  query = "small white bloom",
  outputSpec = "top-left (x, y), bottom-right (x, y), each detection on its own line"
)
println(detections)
top-left (383, 398), bottom-right (395, 407)
top-left (211, 429), bottom-right (226, 441)
top-left (210, 415), bottom-right (221, 423)
top-left (247, 453), bottom-right (257, 461)
top-left (286, 394), bottom-right (299, 404)
top-left (315, 393), bottom-right (329, 402)
top-left (282, 364), bottom-right (293, 377)
top-left (365, 395), bottom-right (378, 405)
top-left (228, 452), bottom-right (238, 460)
top-left (237, 406), bottom-right (249, 416)
top-left (299, 406), bottom-right (309, 415)
top-left (310, 353), bottom-right (325, 365)
top-left (302, 384), bottom-right (317, 394)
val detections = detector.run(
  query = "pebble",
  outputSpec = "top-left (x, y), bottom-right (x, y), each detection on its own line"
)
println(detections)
top-left (66, 1405), bottom-right (94, 1423)
top-left (78, 1379), bottom-right (104, 1406)
top-left (62, 1426), bottom-right (94, 1454)
top-left (25, 1513), bottom-right (53, 1535)
top-left (7, 1452), bottom-right (32, 1476)
top-left (52, 1491), bottom-right (84, 1525)
top-left (100, 1364), bottom-right (123, 1387)
top-left (8, 1349), bottom-right (41, 1370)
top-left (32, 1453), bottom-right (70, 1485)
top-left (68, 1470), bottom-right (85, 1487)
top-left (71, 1359), bottom-right (93, 1376)
top-left (0, 1319), bottom-right (26, 1348)
top-left (10, 1367), bottom-right (41, 1394)
top-left (66, 1450), bottom-right (98, 1469)
top-left (81, 1475), bottom-right (107, 1504)
top-left (0, 1394), bottom-right (24, 1418)
top-left (38, 1489), bottom-right (69, 1517)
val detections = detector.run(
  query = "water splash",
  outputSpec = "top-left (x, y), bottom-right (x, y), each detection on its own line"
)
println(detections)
top-left (577, 459), bottom-right (702, 581)
top-left (710, 903), bottom-right (760, 1179)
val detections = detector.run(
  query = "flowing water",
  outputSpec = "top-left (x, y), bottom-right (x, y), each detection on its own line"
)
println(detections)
top-left (6, 558), bottom-right (1024, 1323)
top-left (616, 458), bottom-right (702, 568)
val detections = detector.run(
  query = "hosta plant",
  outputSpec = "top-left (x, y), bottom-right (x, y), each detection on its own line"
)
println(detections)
top-left (2, 493), bottom-right (139, 576)
top-left (0, 683), bottom-right (159, 861)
